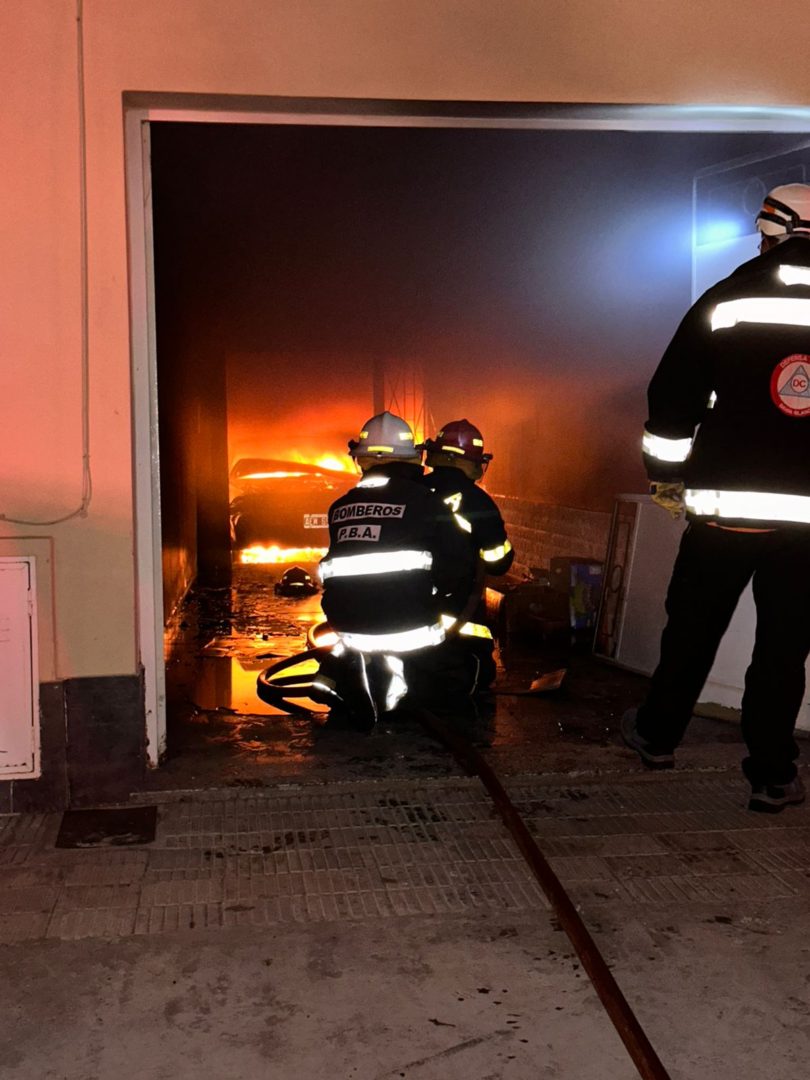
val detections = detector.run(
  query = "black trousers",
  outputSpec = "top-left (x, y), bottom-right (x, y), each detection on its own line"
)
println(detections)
top-left (636, 522), bottom-right (810, 785)
top-left (460, 638), bottom-right (497, 692)
top-left (404, 638), bottom-right (482, 705)
top-left (318, 637), bottom-right (480, 726)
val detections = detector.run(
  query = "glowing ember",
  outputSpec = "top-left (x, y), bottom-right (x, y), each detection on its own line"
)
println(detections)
top-left (239, 545), bottom-right (328, 565)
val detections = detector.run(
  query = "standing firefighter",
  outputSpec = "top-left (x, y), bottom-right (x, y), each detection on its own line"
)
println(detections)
top-left (316, 411), bottom-right (475, 727)
top-left (623, 183), bottom-right (810, 813)
top-left (422, 419), bottom-right (514, 690)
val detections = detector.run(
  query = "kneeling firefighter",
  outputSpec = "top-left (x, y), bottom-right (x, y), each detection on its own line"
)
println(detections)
top-left (315, 411), bottom-right (477, 727)
top-left (421, 420), bottom-right (514, 690)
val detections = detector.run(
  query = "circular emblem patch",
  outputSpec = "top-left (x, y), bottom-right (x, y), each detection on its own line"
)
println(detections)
top-left (771, 354), bottom-right (810, 417)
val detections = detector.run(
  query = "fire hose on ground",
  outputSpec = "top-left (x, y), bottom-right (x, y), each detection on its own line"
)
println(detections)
top-left (255, 635), bottom-right (671, 1080)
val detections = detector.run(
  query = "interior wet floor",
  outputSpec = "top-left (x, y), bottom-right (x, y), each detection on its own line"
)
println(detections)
top-left (155, 564), bottom-right (749, 792)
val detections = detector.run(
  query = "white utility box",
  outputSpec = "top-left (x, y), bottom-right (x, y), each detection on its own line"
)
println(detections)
top-left (0, 558), bottom-right (40, 778)
top-left (594, 495), bottom-right (810, 733)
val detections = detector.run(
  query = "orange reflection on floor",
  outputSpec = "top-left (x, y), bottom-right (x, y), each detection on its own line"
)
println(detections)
top-left (194, 653), bottom-right (327, 718)
top-left (239, 545), bottom-right (328, 565)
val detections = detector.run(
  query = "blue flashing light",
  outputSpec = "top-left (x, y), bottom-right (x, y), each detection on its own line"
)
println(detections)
top-left (698, 220), bottom-right (744, 245)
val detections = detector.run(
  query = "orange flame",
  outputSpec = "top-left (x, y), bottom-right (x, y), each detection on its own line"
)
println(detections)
top-left (288, 451), bottom-right (357, 474)
top-left (240, 470), bottom-right (311, 480)
top-left (239, 544), bottom-right (328, 565)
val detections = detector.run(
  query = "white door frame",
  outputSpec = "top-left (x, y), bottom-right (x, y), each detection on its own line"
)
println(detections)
top-left (126, 110), bottom-right (165, 766)
top-left (124, 96), bottom-right (810, 767)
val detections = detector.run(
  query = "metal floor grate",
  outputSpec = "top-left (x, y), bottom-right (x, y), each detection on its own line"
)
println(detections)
top-left (1, 774), bottom-right (810, 941)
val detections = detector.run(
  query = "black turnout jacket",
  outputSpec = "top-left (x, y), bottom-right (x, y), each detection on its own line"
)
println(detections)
top-left (643, 236), bottom-right (810, 528)
top-left (320, 465), bottom-right (474, 640)
top-left (421, 466), bottom-right (514, 617)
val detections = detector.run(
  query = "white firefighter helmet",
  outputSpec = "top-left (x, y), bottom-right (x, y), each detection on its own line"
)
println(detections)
top-left (755, 183), bottom-right (810, 238)
top-left (348, 411), bottom-right (422, 463)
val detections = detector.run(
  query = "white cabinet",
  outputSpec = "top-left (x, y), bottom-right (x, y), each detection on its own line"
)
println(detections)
top-left (595, 495), bottom-right (684, 676)
top-left (0, 558), bottom-right (40, 778)
top-left (595, 496), bottom-right (810, 733)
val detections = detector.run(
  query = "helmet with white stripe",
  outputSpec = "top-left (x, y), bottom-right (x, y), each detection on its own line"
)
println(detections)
top-left (755, 184), bottom-right (810, 238)
top-left (348, 411), bottom-right (422, 464)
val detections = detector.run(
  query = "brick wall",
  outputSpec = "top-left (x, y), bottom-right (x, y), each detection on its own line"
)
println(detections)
top-left (491, 494), bottom-right (611, 575)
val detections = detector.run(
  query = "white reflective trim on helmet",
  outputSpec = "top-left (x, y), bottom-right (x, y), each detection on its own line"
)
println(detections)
top-left (454, 512), bottom-right (472, 533)
top-left (642, 430), bottom-right (693, 463)
top-left (711, 297), bottom-right (810, 331)
top-left (320, 550), bottom-right (433, 581)
top-left (384, 654), bottom-right (408, 711)
top-left (441, 445), bottom-right (465, 454)
top-left (685, 488), bottom-right (810, 524)
top-left (354, 412), bottom-right (420, 461)
top-left (340, 622), bottom-right (446, 653)
top-left (440, 614), bottom-right (492, 640)
top-left (356, 475), bottom-right (390, 488)
top-left (778, 264), bottom-right (810, 287)
top-left (480, 539), bottom-right (513, 563)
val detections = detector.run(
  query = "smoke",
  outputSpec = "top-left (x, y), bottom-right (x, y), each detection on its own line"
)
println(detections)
top-left (226, 351), bottom-right (370, 468)
top-left (152, 123), bottom-right (803, 513)
top-left (431, 366), bottom-right (647, 509)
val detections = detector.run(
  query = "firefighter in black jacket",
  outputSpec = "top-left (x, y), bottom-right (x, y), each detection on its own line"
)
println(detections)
top-left (421, 419), bottom-right (514, 690)
top-left (316, 411), bottom-right (475, 727)
top-left (623, 183), bottom-right (810, 813)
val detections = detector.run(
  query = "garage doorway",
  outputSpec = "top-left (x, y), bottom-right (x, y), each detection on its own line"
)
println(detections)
top-left (125, 96), bottom-right (810, 767)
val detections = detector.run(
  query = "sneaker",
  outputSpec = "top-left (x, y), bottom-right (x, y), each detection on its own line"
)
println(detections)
top-left (620, 708), bottom-right (675, 770)
top-left (748, 775), bottom-right (806, 814)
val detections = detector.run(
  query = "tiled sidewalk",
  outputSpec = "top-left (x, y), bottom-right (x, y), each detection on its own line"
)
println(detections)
top-left (2, 771), bottom-right (809, 944)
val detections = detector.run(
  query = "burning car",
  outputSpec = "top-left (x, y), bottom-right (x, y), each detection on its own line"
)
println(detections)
top-left (229, 457), bottom-right (356, 564)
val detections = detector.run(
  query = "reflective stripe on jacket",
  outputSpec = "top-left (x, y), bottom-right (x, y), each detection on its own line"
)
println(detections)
top-left (643, 236), bottom-right (810, 527)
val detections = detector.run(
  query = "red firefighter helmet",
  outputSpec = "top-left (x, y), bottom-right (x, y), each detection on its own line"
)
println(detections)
top-left (423, 419), bottom-right (492, 464)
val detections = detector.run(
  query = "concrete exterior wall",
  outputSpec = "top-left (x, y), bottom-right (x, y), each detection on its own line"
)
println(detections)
top-left (492, 495), bottom-right (611, 576)
top-left (2, 0), bottom-right (809, 690)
